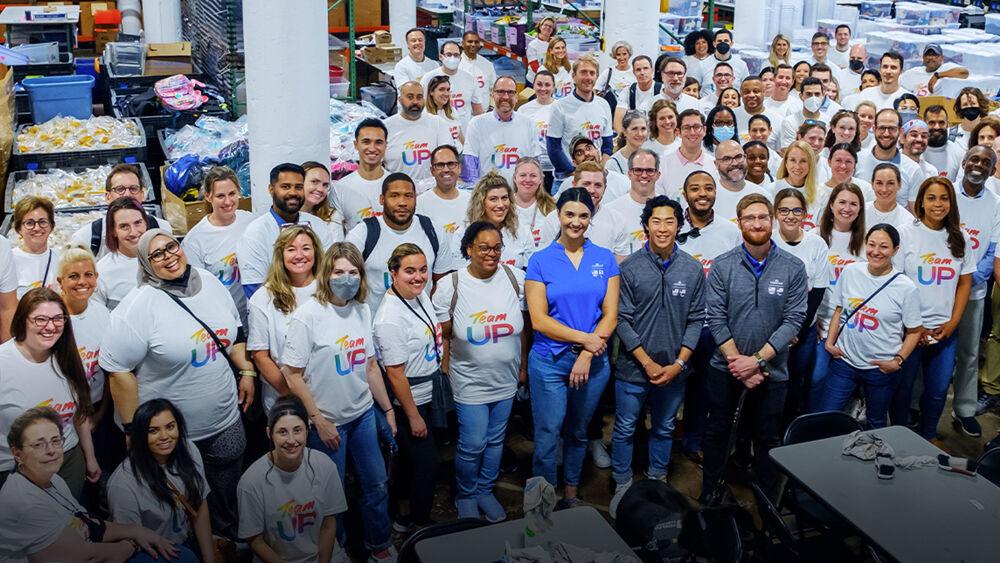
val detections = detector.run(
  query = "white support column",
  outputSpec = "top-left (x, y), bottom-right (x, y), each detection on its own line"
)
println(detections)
top-left (734, 0), bottom-right (768, 49)
top-left (243, 0), bottom-right (330, 212)
top-left (390, 0), bottom-right (417, 51)
top-left (602, 0), bottom-right (659, 64)
top-left (141, 0), bottom-right (182, 43)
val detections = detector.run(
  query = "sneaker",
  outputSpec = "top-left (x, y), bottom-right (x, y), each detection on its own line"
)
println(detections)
top-left (609, 481), bottom-right (631, 519)
top-left (589, 439), bottom-right (611, 469)
top-left (953, 413), bottom-right (983, 438)
top-left (906, 409), bottom-right (921, 430)
top-left (477, 493), bottom-right (507, 523)
top-left (455, 498), bottom-right (479, 519)
top-left (976, 393), bottom-right (1000, 416)
top-left (555, 495), bottom-right (583, 511)
top-left (391, 515), bottom-right (413, 534)
top-left (368, 546), bottom-right (397, 563)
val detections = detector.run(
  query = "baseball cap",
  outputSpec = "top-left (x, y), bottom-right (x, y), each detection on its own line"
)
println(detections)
top-left (924, 44), bottom-right (942, 56)
top-left (570, 134), bottom-right (595, 152)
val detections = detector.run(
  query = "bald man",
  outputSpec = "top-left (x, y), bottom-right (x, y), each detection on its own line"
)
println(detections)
top-left (384, 81), bottom-right (453, 189)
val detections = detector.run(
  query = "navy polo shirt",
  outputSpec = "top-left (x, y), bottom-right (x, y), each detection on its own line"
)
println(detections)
top-left (525, 239), bottom-right (620, 356)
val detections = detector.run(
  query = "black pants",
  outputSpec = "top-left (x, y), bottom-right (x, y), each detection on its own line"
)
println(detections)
top-left (392, 403), bottom-right (438, 526)
top-left (81, 399), bottom-right (127, 515)
top-left (702, 368), bottom-right (787, 500)
top-left (194, 417), bottom-right (246, 540)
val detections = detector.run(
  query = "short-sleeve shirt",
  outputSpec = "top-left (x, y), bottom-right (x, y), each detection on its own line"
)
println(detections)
top-left (72, 300), bottom-right (111, 404)
top-left (525, 239), bottom-right (620, 356)
top-left (373, 291), bottom-right (441, 406)
top-left (0, 473), bottom-right (89, 559)
top-left (0, 237), bottom-right (18, 293)
top-left (449, 223), bottom-right (536, 270)
top-left (182, 210), bottom-right (255, 324)
top-left (464, 112), bottom-right (538, 183)
top-left (547, 92), bottom-right (613, 160)
top-left (417, 189), bottom-right (470, 238)
top-left (420, 68), bottom-right (483, 129)
top-left (676, 219), bottom-right (743, 277)
top-left (11, 247), bottom-right (60, 298)
top-left (956, 187), bottom-right (1000, 300)
top-left (773, 231), bottom-right (831, 291)
top-left (237, 450), bottom-right (347, 563)
top-left (539, 206), bottom-right (631, 257)
top-left (816, 230), bottom-right (866, 337)
top-left (94, 252), bottom-right (138, 311)
top-left (332, 170), bottom-right (386, 231)
top-left (236, 211), bottom-right (335, 287)
top-left (384, 112), bottom-right (454, 185)
top-left (517, 100), bottom-right (555, 172)
top-left (896, 221), bottom-right (976, 329)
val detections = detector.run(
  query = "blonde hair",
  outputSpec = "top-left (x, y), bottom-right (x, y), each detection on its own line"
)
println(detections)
top-left (424, 74), bottom-right (455, 120)
top-left (544, 38), bottom-right (571, 74)
top-left (387, 243), bottom-right (426, 273)
top-left (467, 171), bottom-right (520, 238)
top-left (572, 160), bottom-right (607, 185)
top-left (315, 242), bottom-right (368, 306)
top-left (572, 54), bottom-right (600, 74)
top-left (777, 141), bottom-right (820, 206)
top-left (513, 157), bottom-right (555, 216)
top-left (265, 225), bottom-right (323, 314)
top-left (854, 100), bottom-right (877, 114)
top-left (768, 34), bottom-right (791, 67)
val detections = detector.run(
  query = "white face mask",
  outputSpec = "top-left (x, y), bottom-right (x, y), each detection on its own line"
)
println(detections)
top-left (803, 96), bottom-right (823, 113)
top-left (442, 56), bottom-right (461, 71)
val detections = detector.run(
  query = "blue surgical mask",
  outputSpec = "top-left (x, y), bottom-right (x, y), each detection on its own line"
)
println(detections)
top-left (713, 125), bottom-right (735, 143)
top-left (899, 110), bottom-right (918, 124)
top-left (329, 275), bottom-right (360, 302)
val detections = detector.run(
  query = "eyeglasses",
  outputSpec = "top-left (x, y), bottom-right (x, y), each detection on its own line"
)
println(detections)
top-left (109, 185), bottom-right (142, 196)
top-left (630, 167), bottom-right (658, 177)
top-left (147, 240), bottom-right (181, 263)
top-left (777, 207), bottom-right (805, 217)
top-left (812, 41), bottom-right (829, 47)
top-left (494, 89), bottom-right (517, 97)
top-left (432, 161), bottom-right (460, 170)
top-left (280, 222), bottom-right (313, 231)
top-left (739, 214), bottom-right (772, 224)
top-left (680, 124), bottom-right (704, 132)
top-left (717, 153), bottom-right (746, 165)
top-left (476, 244), bottom-right (504, 255)
top-left (21, 218), bottom-right (51, 230)
top-left (662, 70), bottom-right (684, 77)
top-left (876, 125), bottom-right (900, 133)
top-left (26, 436), bottom-right (64, 452)
top-left (28, 314), bottom-right (67, 328)
top-left (803, 119), bottom-right (827, 128)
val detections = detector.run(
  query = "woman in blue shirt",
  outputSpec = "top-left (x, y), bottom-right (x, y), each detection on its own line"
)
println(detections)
top-left (525, 187), bottom-right (620, 508)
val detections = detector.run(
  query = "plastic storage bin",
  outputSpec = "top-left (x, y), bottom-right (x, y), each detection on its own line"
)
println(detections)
top-left (330, 78), bottom-right (351, 99)
top-left (23, 75), bottom-right (95, 123)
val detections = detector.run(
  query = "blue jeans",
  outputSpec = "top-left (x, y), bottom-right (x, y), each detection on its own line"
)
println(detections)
top-left (810, 338), bottom-right (833, 413)
top-left (816, 358), bottom-right (897, 429)
top-left (128, 545), bottom-right (198, 563)
top-left (528, 348), bottom-right (611, 488)
top-left (611, 377), bottom-right (687, 484)
top-left (681, 327), bottom-right (714, 453)
top-left (307, 407), bottom-right (391, 551)
top-left (890, 335), bottom-right (958, 440)
top-left (454, 398), bottom-right (515, 500)
top-left (787, 327), bottom-right (818, 419)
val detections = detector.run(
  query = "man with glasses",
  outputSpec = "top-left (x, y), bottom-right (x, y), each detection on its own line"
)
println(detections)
top-left (605, 148), bottom-right (662, 254)
top-left (713, 141), bottom-right (771, 222)
top-left (638, 57), bottom-right (701, 115)
top-left (697, 29), bottom-right (748, 95)
top-left (701, 62), bottom-right (736, 109)
top-left (779, 77), bottom-right (831, 151)
top-left (70, 163), bottom-right (173, 258)
top-left (856, 108), bottom-right (923, 209)
top-left (237, 163), bottom-right (336, 298)
top-left (702, 193), bottom-right (807, 502)
top-left (418, 145), bottom-right (470, 236)
top-left (807, 32), bottom-right (850, 89)
top-left (463, 76), bottom-right (538, 183)
top-left (659, 109), bottom-right (719, 199)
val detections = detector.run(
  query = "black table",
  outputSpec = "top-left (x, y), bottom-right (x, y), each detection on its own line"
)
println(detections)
top-left (770, 425), bottom-right (1000, 563)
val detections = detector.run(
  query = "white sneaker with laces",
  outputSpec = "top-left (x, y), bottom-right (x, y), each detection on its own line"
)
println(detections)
top-left (589, 439), bottom-right (611, 469)
top-left (368, 545), bottom-right (398, 563)
top-left (610, 481), bottom-right (631, 519)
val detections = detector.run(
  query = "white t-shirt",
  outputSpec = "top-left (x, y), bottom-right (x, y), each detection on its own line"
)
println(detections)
top-left (433, 266), bottom-right (525, 404)
top-left (899, 62), bottom-right (960, 95)
top-left (99, 270), bottom-right (241, 441)
top-left (237, 450), bottom-right (347, 563)
top-left (923, 141), bottom-right (964, 181)
top-left (856, 151), bottom-right (925, 206)
top-left (0, 339), bottom-right (81, 471)
top-left (0, 473), bottom-right (89, 559)
top-left (247, 281), bottom-right (318, 413)
top-left (417, 188), bottom-right (470, 240)
top-left (236, 210), bottom-right (335, 287)
top-left (539, 206), bottom-right (630, 256)
top-left (282, 299), bottom-right (375, 425)
top-left (657, 149), bottom-right (720, 201)
top-left (449, 223), bottom-right (536, 270)
top-left (526, 38), bottom-right (549, 82)
top-left (345, 215), bottom-right (453, 314)
top-left (517, 99), bottom-right (555, 172)
top-left (895, 221), bottom-right (976, 329)
top-left (107, 440), bottom-right (209, 544)
top-left (616, 81), bottom-right (656, 111)
top-left (828, 46), bottom-right (850, 70)
top-left (464, 112), bottom-right (538, 183)
top-left (0, 237), bottom-right (16, 294)
top-left (392, 55), bottom-right (438, 86)
top-left (764, 95), bottom-right (799, 117)
top-left (11, 246), bottom-right (59, 298)
top-left (435, 111), bottom-right (464, 153)
top-left (551, 67), bottom-right (574, 100)
top-left (601, 66), bottom-right (636, 101)
top-left (332, 169), bottom-right (386, 231)
top-left (698, 55), bottom-right (750, 92)
top-left (72, 301), bottom-right (111, 405)
top-left (864, 202), bottom-right (913, 232)
top-left (373, 291), bottom-right (441, 406)
top-left (769, 179), bottom-right (828, 231)
top-left (676, 218), bottom-right (742, 277)
top-left (602, 193), bottom-right (648, 255)
top-left (832, 262), bottom-right (923, 370)
top-left (734, 106), bottom-right (783, 147)
top-left (712, 183), bottom-right (773, 223)
top-left (71, 215), bottom-right (173, 260)
top-left (95, 251), bottom-right (138, 310)
top-left (637, 92), bottom-right (702, 115)
top-left (547, 93), bottom-right (614, 161)
top-left (847, 85), bottom-right (912, 112)
top-left (816, 229), bottom-right (866, 337)
top-left (515, 202), bottom-right (551, 249)
top-left (420, 68), bottom-right (483, 129)
top-left (182, 210), bottom-right (255, 324)
top-left (956, 187), bottom-right (1000, 300)
top-left (460, 53), bottom-right (496, 103)
top-left (774, 231), bottom-right (831, 291)
top-left (554, 169), bottom-right (631, 203)
top-left (384, 112), bottom-right (454, 185)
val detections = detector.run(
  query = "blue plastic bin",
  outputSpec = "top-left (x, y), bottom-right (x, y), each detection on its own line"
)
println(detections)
top-left (23, 75), bottom-right (95, 123)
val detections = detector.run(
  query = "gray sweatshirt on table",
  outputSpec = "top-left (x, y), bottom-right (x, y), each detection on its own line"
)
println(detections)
top-left (705, 242), bottom-right (807, 382)
top-left (616, 245), bottom-right (706, 384)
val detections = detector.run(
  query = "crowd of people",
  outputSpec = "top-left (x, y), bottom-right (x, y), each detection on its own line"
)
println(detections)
top-left (1, 19), bottom-right (1000, 563)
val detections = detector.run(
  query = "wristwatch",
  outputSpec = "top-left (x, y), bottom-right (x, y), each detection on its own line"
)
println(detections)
top-left (675, 358), bottom-right (687, 370)
top-left (753, 352), bottom-right (766, 370)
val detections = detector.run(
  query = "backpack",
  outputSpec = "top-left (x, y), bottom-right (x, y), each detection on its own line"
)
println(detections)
top-left (629, 81), bottom-right (663, 110)
top-left (154, 74), bottom-right (208, 111)
top-left (598, 67), bottom-right (618, 115)
top-left (448, 264), bottom-right (520, 318)
top-left (90, 214), bottom-right (159, 256)
top-left (361, 215), bottom-right (439, 261)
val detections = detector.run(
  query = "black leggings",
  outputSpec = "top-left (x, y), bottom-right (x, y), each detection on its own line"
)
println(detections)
top-left (391, 403), bottom-right (438, 526)
top-left (194, 417), bottom-right (246, 540)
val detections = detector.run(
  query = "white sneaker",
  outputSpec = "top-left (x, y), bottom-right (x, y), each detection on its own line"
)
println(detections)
top-left (609, 481), bottom-right (632, 519)
top-left (589, 439), bottom-right (611, 469)
top-left (367, 545), bottom-right (397, 563)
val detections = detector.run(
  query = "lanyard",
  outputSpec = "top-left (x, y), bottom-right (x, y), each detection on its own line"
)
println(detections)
top-left (41, 250), bottom-right (52, 288)
top-left (391, 287), bottom-right (440, 364)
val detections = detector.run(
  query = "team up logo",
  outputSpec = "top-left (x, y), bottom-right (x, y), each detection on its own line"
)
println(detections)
top-left (531, 227), bottom-right (542, 246)
top-left (449, 125), bottom-right (461, 143)
top-left (35, 397), bottom-right (76, 426)
top-left (216, 253), bottom-right (240, 287)
top-left (917, 253), bottom-right (955, 286)
top-left (555, 82), bottom-right (573, 98)
top-left (334, 334), bottom-right (368, 375)
top-left (401, 140), bottom-right (432, 166)
top-left (359, 207), bottom-right (383, 220)
top-left (962, 223), bottom-right (981, 250)
top-left (451, 92), bottom-right (467, 110)
top-left (467, 310), bottom-right (516, 345)
top-left (690, 253), bottom-right (713, 277)
top-left (442, 222), bottom-right (461, 234)
top-left (629, 229), bottom-right (646, 242)
top-left (189, 327), bottom-right (231, 367)
top-left (845, 297), bottom-right (880, 332)
top-left (801, 212), bottom-right (818, 231)
top-left (491, 145), bottom-right (521, 169)
top-left (580, 121), bottom-right (603, 141)
top-left (827, 255), bottom-right (858, 286)
top-left (423, 325), bottom-right (443, 361)
top-left (535, 121), bottom-right (548, 144)
top-left (275, 499), bottom-right (318, 541)
top-left (78, 346), bottom-right (100, 386)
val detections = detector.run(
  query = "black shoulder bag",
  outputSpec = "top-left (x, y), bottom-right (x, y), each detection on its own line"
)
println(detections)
top-left (833, 272), bottom-right (903, 343)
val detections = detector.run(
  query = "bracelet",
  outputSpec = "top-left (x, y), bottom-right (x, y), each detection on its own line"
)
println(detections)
top-left (126, 539), bottom-right (140, 557)
top-left (893, 354), bottom-right (905, 365)
top-left (239, 369), bottom-right (258, 378)
top-left (384, 407), bottom-right (394, 414)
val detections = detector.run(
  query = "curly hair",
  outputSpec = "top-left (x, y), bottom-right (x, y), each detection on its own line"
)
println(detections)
top-left (466, 171), bottom-right (519, 239)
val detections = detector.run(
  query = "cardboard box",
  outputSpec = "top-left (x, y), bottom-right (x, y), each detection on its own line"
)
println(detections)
top-left (373, 30), bottom-right (392, 45)
top-left (328, 0), bottom-right (382, 28)
top-left (160, 166), bottom-right (252, 234)
top-left (144, 41), bottom-right (192, 76)
top-left (363, 45), bottom-right (401, 64)
top-left (78, 1), bottom-right (115, 37)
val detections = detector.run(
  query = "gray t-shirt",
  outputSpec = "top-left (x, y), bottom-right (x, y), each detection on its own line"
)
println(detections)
top-left (107, 440), bottom-right (210, 544)
top-left (237, 449), bottom-right (347, 563)
top-left (0, 473), bottom-right (87, 559)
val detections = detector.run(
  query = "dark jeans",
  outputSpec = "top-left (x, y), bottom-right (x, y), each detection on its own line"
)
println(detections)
top-left (890, 335), bottom-right (958, 439)
top-left (391, 403), bottom-right (438, 526)
top-left (702, 368), bottom-right (787, 500)
top-left (786, 328), bottom-right (818, 425)
top-left (82, 399), bottom-right (127, 515)
top-left (193, 417), bottom-right (246, 540)
top-left (681, 327), bottom-right (715, 453)
top-left (817, 358), bottom-right (896, 429)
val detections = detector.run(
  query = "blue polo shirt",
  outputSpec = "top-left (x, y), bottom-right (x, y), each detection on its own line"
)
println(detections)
top-left (526, 239), bottom-right (620, 356)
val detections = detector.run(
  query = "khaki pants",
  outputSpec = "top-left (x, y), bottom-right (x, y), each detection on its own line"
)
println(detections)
top-left (982, 284), bottom-right (1000, 396)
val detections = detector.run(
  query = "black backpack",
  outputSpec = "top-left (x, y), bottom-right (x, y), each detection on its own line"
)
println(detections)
top-left (361, 214), bottom-right (439, 261)
top-left (90, 214), bottom-right (159, 255)
top-left (628, 81), bottom-right (663, 110)
top-left (598, 67), bottom-right (619, 115)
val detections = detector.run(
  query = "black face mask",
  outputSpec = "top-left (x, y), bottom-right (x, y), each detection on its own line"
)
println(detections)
top-left (849, 59), bottom-right (864, 73)
top-left (715, 42), bottom-right (731, 56)
top-left (960, 107), bottom-right (984, 121)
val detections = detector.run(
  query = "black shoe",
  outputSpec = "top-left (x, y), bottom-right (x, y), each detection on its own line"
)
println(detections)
top-left (555, 496), bottom-right (583, 511)
top-left (500, 445), bottom-right (519, 474)
top-left (731, 439), bottom-right (752, 471)
top-left (976, 393), bottom-right (1000, 416)
top-left (952, 413), bottom-right (983, 438)
top-left (906, 408), bottom-right (921, 430)
top-left (392, 515), bottom-right (413, 534)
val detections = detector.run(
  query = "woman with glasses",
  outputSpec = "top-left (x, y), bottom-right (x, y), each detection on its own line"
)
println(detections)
top-left (0, 407), bottom-right (188, 562)
top-left (451, 172), bottom-right (535, 269)
top-left (0, 288), bottom-right (97, 498)
top-left (646, 99), bottom-right (679, 155)
top-left (11, 196), bottom-right (59, 298)
top-left (512, 158), bottom-right (556, 249)
top-left (773, 141), bottom-right (822, 230)
top-left (100, 229), bottom-right (256, 540)
top-left (609, 111), bottom-right (650, 175)
top-left (425, 75), bottom-right (464, 152)
top-left (94, 199), bottom-right (150, 310)
top-left (182, 166), bottom-right (255, 327)
top-left (526, 17), bottom-right (556, 85)
top-left (704, 105), bottom-right (739, 154)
